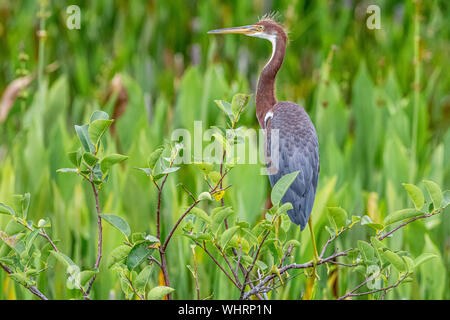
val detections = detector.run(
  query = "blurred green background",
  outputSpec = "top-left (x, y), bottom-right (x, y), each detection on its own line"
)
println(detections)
top-left (0, 0), bottom-right (449, 299)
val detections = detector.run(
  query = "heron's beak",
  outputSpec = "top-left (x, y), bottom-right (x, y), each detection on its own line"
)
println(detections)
top-left (207, 25), bottom-right (260, 35)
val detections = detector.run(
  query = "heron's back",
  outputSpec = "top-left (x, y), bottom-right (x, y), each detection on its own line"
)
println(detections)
top-left (266, 101), bottom-right (320, 230)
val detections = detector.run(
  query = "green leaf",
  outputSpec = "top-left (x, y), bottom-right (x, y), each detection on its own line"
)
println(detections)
top-left (90, 111), bottom-right (110, 122)
top-left (414, 253), bottom-right (438, 268)
top-left (79, 270), bottom-right (96, 286)
top-left (68, 149), bottom-right (83, 167)
top-left (100, 214), bottom-right (131, 238)
top-left (145, 234), bottom-right (160, 243)
top-left (327, 207), bottom-right (348, 230)
top-left (442, 190), bottom-right (450, 208)
top-left (195, 162), bottom-right (214, 175)
top-left (56, 168), bottom-right (79, 174)
top-left (147, 286), bottom-right (175, 300)
top-left (284, 239), bottom-right (301, 250)
top-left (161, 167), bottom-right (180, 174)
top-left (361, 215), bottom-right (384, 230)
top-left (403, 256), bottom-right (415, 273)
top-left (219, 226), bottom-right (239, 248)
top-left (214, 100), bottom-right (234, 122)
top-left (136, 167), bottom-right (152, 176)
top-left (370, 237), bottom-right (385, 263)
top-left (51, 251), bottom-right (77, 268)
top-left (134, 265), bottom-right (153, 295)
top-left (384, 208), bottom-right (422, 226)
top-left (403, 183), bottom-right (425, 210)
top-left (280, 213), bottom-right (291, 232)
top-left (9, 272), bottom-right (35, 287)
top-left (0, 203), bottom-right (14, 216)
top-left (107, 245), bottom-right (131, 268)
top-left (189, 207), bottom-right (211, 224)
top-left (5, 220), bottom-right (25, 234)
top-left (12, 240), bottom-right (25, 254)
top-left (198, 192), bottom-right (212, 201)
top-left (231, 94), bottom-right (250, 117)
top-left (21, 193), bottom-right (30, 219)
top-left (83, 152), bottom-right (99, 167)
top-left (127, 244), bottom-right (152, 270)
top-left (88, 119), bottom-right (113, 148)
top-left (370, 237), bottom-right (385, 251)
top-left (100, 154), bottom-right (128, 174)
top-left (208, 171), bottom-right (221, 185)
top-left (212, 132), bottom-right (231, 153)
top-left (37, 218), bottom-right (51, 228)
top-left (211, 207), bottom-right (234, 233)
top-left (358, 240), bottom-right (375, 263)
top-left (277, 203), bottom-right (293, 215)
top-left (148, 147), bottom-right (164, 169)
top-left (423, 180), bottom-right (443, 209)
top-left (75, 124), bottom-right (94, 153)
top-left (271, 171), bottom-right (299, 206)
top-left (25, 229), bottom-right (39, 253)
top-left (383, 250), bottom-right (406, 272)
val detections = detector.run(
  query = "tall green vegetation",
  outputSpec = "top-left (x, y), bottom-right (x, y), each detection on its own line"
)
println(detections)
top-left (0, 0), bottom-right (449, 299)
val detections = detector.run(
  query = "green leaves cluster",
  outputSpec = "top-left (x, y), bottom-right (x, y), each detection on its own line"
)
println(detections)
top-left (324, 179), bottom-right (449, 238)
top-left (215, 93), bottom-right (250, 128)
top-left (0, 194), bottom-right (54, 289)
top-left (57, 111), bottom-right (128, 186)
top-left (325, 179), bottom-right (449, 294)
top-left (107, 228), bottom-right (176, 299)
top-left (182, 169), bottom-right (300, 278)
top-left (136, 143), bottom-right (181, 181)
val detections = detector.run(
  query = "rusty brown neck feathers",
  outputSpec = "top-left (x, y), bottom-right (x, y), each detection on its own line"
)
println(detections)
top-left (255, 26), bottom-right (287, 128)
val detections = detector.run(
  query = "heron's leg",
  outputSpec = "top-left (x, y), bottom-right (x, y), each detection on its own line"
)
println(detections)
top-left (308, 217), bottom-right (320, 262)
top-left (307, 217), bottom-right (320, 280)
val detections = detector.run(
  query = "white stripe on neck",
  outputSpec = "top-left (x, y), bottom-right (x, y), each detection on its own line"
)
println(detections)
top-left (252, 32), bottom-right (277, 68)
top-left (264, 111), bottom-right (273, 127)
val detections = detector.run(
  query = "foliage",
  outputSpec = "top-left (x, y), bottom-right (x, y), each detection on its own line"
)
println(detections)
top-left (0, 0), bottom-right (449, 300)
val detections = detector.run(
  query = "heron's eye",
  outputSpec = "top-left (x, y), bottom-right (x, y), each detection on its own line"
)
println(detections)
top-left (258, 25), bottom-right (264, 31)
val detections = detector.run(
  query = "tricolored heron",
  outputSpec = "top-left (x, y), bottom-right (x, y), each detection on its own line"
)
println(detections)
top-left (208, 17), bottom-right (320, 264)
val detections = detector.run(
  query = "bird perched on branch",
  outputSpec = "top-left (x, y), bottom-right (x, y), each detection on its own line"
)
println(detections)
top-left (208, 14), bottom-right (320, 262)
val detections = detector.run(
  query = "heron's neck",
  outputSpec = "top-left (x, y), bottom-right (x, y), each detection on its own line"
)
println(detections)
top-left (256, 34), bottom-right (286, 127)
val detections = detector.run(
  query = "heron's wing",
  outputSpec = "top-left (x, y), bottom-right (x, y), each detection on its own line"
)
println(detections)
top-left (267, 102), bottom-right (319, 230)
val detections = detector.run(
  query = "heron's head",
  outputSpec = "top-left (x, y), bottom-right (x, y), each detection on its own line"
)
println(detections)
top-left (207, 17), bottom-right (287, 44)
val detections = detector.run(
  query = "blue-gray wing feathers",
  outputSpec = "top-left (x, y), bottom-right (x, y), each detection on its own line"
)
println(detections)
top-left (267, 102), bottom-right (319, 231)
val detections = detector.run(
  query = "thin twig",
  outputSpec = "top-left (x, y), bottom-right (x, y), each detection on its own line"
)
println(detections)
top-left (244, 207), bottom-right (446, 299)
top-left (125, 274), bottom-right (144, 300)
top-left (40, 229), bottom-right (59, 252)
top-left (279, 244), bottom-right (294, 268)
top-left (194, 241), bottom-right (241, 289)
top-left (338, 274), bottom-right (409, 300)
top-left (148, 256), bottom-right (162, 268)
top-left (239, 230), bottom-right (270, 299)
top-left (0, 262), bottom-right (48, 300)
top-left (156, 175), bottom-right (169, 240)
top-left (235, 244), bottom-right (242, 279)
top-left (162, 200), bottom-right (200, 252)
top-left (242, 249), bottom-right (352, 299)
top-left (377, 212), bottom-right (435, 241)
top-left (191, 246), bottom-right (201, 300)
top-left (86, 181), bottom-right (103, 296)
top-left (214, 243), bottom-right (241, 286)
top-left (319, 227), bottom-right (350, 259)
top-left (179, 184), bottom-right (197, 202)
